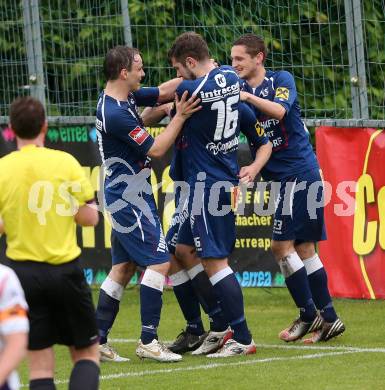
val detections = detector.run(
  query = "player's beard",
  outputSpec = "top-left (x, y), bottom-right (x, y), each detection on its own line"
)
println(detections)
top-left (186, 68), bottom-right (196, 80)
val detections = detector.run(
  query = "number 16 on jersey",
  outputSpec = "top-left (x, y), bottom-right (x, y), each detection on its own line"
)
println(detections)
top-left (211, 95), bottom-right (239, 141)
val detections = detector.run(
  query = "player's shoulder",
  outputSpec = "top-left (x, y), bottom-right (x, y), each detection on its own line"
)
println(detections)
top-left (215, 65), bottom-right (239, 82)
top-left (270, 69), bottom-right (295, 83)
top-left (205, 66), bottom-right (239, 90)
top-left (97, 92), bottom-right (128, 115)
top-left (218, 65), bottom-right (239, 76)
top-left (102, 96), bottom-right (137, 128)
top-left (177, 78), bottom-right (201, 95)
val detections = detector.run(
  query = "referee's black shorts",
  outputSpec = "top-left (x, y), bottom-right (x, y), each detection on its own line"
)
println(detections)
top-left (7, 258), bottom-right (99, 350)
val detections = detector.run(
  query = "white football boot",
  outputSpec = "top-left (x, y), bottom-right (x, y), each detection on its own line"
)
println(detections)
top-left (279, 315), bottom-right (323, 342)
top-left (191, 327), bottom-right (233, 355)
top-left (207, 338), bottom-right (257, 358)
top-left (99, 343), bottom-right (130, 362)
top-left (136, 339), bottom-right (182, 362)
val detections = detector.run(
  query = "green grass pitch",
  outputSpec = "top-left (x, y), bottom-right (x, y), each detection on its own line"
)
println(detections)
top-left (18, 288), bottom-right (385, 389)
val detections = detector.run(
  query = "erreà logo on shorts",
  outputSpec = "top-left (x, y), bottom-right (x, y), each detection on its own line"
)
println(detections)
top-left (129, 126), bottom-right (149, 145)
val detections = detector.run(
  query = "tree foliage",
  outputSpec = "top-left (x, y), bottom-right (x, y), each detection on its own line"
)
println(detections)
top-left (0, 0), bottom-right (383, 120)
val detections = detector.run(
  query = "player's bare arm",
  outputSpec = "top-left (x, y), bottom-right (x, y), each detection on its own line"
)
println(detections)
top-left (239, 141), bottom-right (272, 184)
top-left (148, 91), bottom-right (201, 158)
top-left (0, 218), bottom-right (4, 235)
top-left (0, 332), bottom-right (28, 386)
top-left (240, 91), bottom-right (286, 120)
top-left (157, 78), bottom-right (183, 103)
top-left (141, 103), bottom-right (173, 126)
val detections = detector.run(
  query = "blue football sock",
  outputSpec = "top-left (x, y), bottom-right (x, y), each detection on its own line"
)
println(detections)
top-left (140, 269), bottom-right (165, 344)
top-left (304, 254), bottom-right (338, 323)
top-left (170, 270), bottom-right (204, 335)
top-left (188, 264), bottom-right (228, 332)
top-left (210, 267), bottom-right (251, 345)
top-left (280, 252), bottom-right (317, 322)
top-left (96, 277), bottom-right (124, 344)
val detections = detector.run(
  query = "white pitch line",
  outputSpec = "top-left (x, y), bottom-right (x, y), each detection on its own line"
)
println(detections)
top-left (109, 338), bottom-right (385, 354)
top-left (257, 344), bottom-right (385, 353)
top-left (22, 350), bottom-right (359, 387)
top-left (99, 351), bottom-right (359, 380)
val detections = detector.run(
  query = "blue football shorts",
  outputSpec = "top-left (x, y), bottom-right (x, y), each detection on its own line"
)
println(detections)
top-left (272, 167), bottom-right (327, 243)
top-left (165, 186), bottom-right (194, 254)
top-left (188, 183), bottom-right (237, 259)
top-left (105, 183), bottom-right (169, 266)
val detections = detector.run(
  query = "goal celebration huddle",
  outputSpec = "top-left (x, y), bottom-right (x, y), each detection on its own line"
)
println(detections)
top-left (94, 31), bottom-right (345, 363)
top-left (0, 31), bottom-right (346, 390)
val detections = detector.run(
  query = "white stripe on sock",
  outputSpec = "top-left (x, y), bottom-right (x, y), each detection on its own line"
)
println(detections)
top-left (209, 266), bottom-right (233, 286)
top-left (141, 269), bottom-right (165, 292)
top-left (187, 263), bottom-right (204, 280)
top-left (279, 251), bottom-right (304, 278)
top-left (303, 254), bottom-right (324, 275)
top-left (169, 270), bottom-right (190, 286)
top-left (101, 276), bottom-right (124, 301)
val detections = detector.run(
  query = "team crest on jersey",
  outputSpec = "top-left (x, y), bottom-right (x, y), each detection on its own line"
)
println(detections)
top-left (275, 87), bottom-right (289, 101)
top-left (214, 73), bottom-right (227, 88)
top-left (129, 126), bottom-right (149, 145)
top-left (254, 121), bottom-right (265, 137)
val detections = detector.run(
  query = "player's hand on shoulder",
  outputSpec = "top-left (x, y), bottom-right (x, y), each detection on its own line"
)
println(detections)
top-left (174, 91), bottom-right (201, 120)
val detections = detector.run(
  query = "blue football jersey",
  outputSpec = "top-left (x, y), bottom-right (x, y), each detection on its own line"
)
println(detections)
top-left (169, 101), bottom-right (269, 183)
top-left (242, 70), bottom-right (319, 181)
top-left (238, 102), bottom-right (270, 153)
top-left (95, 87), bottom-right (159, 178)
top-left (175, 65), bottom-right (243, 186)
top-left (169, 132), bottom-right (187, 182)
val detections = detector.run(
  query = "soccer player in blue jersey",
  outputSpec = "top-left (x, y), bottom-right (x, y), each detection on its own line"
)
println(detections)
top-left (166, 101), bottom-right (272, 355)
top-left (95, 45), bottom-right (201, 362)
top-left (165, 32), bottom-right (272, 357)
top-left (231, 34), bottom-right (345, 343)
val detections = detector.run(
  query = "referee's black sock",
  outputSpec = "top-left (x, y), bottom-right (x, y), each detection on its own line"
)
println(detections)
top-left (29, 378), bottom-right (56, 390)
top-left (69, 360), bottom-right (100, 390)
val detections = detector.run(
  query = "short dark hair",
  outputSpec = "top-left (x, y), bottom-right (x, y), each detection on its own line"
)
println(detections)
top-left (233, 34), bottom-right (267, 62)
top-left (9, 97), bottom-right (45, 139)
top-left (168, 32), bottom-right (210, 64)
top-left (103, 46), bottom-right (140, 80)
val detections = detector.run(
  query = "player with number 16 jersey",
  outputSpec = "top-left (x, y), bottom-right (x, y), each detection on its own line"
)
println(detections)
top-left (168, 32), bottom-right (272, 357)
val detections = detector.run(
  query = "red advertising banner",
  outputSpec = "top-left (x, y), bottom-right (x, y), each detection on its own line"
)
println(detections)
top-left (316, 127), bottom-right (385, 299)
